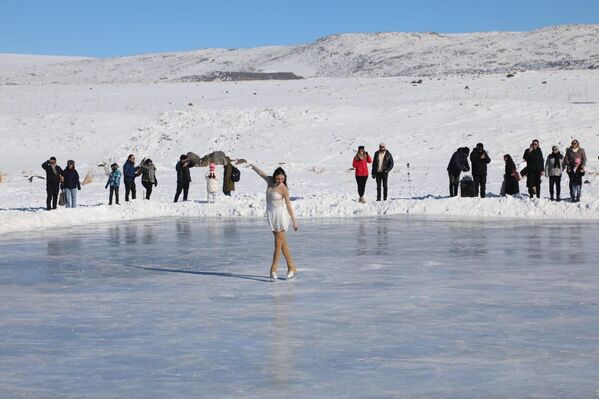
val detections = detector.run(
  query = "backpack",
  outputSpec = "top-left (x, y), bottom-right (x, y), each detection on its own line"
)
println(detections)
top-left (230, 166), bottom-right (241, 182)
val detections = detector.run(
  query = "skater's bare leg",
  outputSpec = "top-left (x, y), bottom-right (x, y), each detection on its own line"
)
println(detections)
top-left (280, 232), bottom-right (297, 273)
top-left (271, 231), bottom-right (283, 274)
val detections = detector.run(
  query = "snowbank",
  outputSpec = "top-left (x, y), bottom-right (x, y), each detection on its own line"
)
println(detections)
top-left (2, 194), bottom-right (599, 235)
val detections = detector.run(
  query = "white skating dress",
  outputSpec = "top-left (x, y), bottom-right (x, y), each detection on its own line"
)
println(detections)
top-left (266, 187), bottom-right (290, 232)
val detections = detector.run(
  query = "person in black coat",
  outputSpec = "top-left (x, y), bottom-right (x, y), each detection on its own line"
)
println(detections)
top-left (502, 154), bottom-right (520, 196)
top-left (469, 143), bottom-right (491, 198)
top-left (371, 143), bottom-right (394, 201)
top-left (522, 139), bottom-right (544, 199)
top-left (174, 154), bottom-right (194, 202)
top-left (41, 157), bottom-right (63, 210)
top-left (61, 160), bottom-right (81, 208)
top-left (447, 147), bottom-right (470, 197)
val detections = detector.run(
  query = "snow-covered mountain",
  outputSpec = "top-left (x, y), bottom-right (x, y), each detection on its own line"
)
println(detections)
top-left (1, 24), bottom-right (598, 84)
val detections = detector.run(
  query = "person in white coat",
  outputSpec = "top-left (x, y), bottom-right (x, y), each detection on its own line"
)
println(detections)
top-left (206, 162), bottom-right (219, 203)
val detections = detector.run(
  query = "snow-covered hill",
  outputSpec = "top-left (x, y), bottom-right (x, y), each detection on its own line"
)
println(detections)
top-left (1, 25), bottom-right (599, 84)
top-left (1, 25), bottom-right (599, 233)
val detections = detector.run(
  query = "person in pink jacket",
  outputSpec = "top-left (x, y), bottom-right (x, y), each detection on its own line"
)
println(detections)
top-left (352, 145), bottom-right (372, 203)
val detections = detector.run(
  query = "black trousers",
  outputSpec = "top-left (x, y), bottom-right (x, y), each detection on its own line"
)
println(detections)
top-left (356, 175), bottom-right (368, 198)
top-left (448, 172), bottom-right (460, 197)
top-left (142, 181), bottom-right (153, 200)
top-left (174, 182), bottom-right (189, 202)
top-left (125, 180), bottom-right (136, 201)
top-left (549, 176), bottom-right (561, 200)
top-left (46, 185), bottom-right (60, 210)
top-left (109, 187), bottom-right (119, 205)
top-left (375, 172), bottom-right (388, 201)
top-left (473, 175), bottom-right (487, 198)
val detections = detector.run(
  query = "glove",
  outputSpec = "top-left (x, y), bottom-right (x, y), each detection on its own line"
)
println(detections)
top-left (105, 184), bottom-right (108, 189)
top-left (371, 174), bottom-right (375, 179)
top-left (154, 180), bottom-right (158, 187)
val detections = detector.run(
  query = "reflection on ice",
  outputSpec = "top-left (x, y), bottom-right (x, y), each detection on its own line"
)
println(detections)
top-left (1, 216), bottom-right (599, 398)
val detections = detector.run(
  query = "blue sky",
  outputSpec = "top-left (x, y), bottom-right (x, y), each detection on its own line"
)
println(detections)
top-left (1, 0), bottom-right (598, 57)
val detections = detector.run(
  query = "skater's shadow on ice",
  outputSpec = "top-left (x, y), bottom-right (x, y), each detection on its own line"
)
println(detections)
top-left (125, 264), bottom-right (272, 283)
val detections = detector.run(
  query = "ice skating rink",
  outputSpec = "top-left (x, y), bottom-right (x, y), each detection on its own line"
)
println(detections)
top-left (1, 216), bottom-right (598, 398)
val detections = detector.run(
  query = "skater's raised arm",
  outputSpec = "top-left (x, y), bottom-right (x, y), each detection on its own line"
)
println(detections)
top-left (250, 164), bottom-right (272, 183)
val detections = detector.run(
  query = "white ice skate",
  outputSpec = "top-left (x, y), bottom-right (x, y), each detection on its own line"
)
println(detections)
top-left (286, 271), bottom-right (297, 280)
top-left (270, 272), bottom-right (278, 282)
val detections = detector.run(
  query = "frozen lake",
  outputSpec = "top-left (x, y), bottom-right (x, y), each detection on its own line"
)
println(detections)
top-left (1, 217), bottom-right (599, 398)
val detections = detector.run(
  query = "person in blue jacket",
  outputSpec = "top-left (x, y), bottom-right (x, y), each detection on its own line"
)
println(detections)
top-left (123, 154), bottom-right (141, 201)
top-left (105, 163), bottom-right (121, 205)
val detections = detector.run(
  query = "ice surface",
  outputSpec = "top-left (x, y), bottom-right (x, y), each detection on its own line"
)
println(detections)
top-left (1, 217), bottom-right (599, 398)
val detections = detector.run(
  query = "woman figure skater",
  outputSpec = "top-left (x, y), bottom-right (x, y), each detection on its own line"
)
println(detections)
top-left (250, 164), bottom-right (299, 282)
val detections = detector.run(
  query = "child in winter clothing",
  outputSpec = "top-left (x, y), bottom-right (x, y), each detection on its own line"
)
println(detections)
top-left (568, 158), bottom-right (585, 202)
top-left (206, 162), bottom-right (219, 203)
top-left (105, 163), bottom-right (121, 205)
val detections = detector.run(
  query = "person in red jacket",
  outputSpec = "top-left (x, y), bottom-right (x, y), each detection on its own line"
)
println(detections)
top-left (352, 145), bottom-right (372, 203)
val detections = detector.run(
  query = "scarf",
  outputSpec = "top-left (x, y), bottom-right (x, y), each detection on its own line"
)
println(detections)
top-left (552, 153), bottom-right (561, 169)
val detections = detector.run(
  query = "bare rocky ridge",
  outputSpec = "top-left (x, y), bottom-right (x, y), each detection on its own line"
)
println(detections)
top-left (179, 71), bottom-right (303, 82)
top-left (1, 24), bottom-right (598, 84)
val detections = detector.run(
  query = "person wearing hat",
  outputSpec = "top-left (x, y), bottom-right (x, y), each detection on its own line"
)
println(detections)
top-left (139, 158), bottom-right (158, 200)
top-left (61, 160), bottom-right (81, 208)
top-left (522, 139), bottom-right (544, 199)
top-left (544, 145), bottom-right (564, 201)
top-left (568, 158), bottom-right (585, 202)
top-left (205, 162), bottom-right (219, 203)
top-left (105, 163), bottom-right (121, 205)
top-left (371, 143), bottom-right (394, 201)
top-left (352, 145), bottom-right (372, 203)
top-left (174, 154), bottom-right (194, 202)
top-left (470, 143), bottom-right (491, 198)
top-left (41, 156), bottom-right (64, 210)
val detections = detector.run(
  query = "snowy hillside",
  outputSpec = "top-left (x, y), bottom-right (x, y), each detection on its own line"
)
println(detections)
top-left (1, 25), bottom-right (599, 233)
top-left (1, 25), bottom-right (599, 84)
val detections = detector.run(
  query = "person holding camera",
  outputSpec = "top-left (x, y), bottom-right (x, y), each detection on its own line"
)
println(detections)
top-left (353, 145), bottom-right (372, 203)
top-left (41, 156), bottom-right (64, 210)
top-left (469, 143), bottom-right (491, 198)
top-left (371, 143), bottom-right (394, 201)
top-left (523, 139), bottom-right (544, 199)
